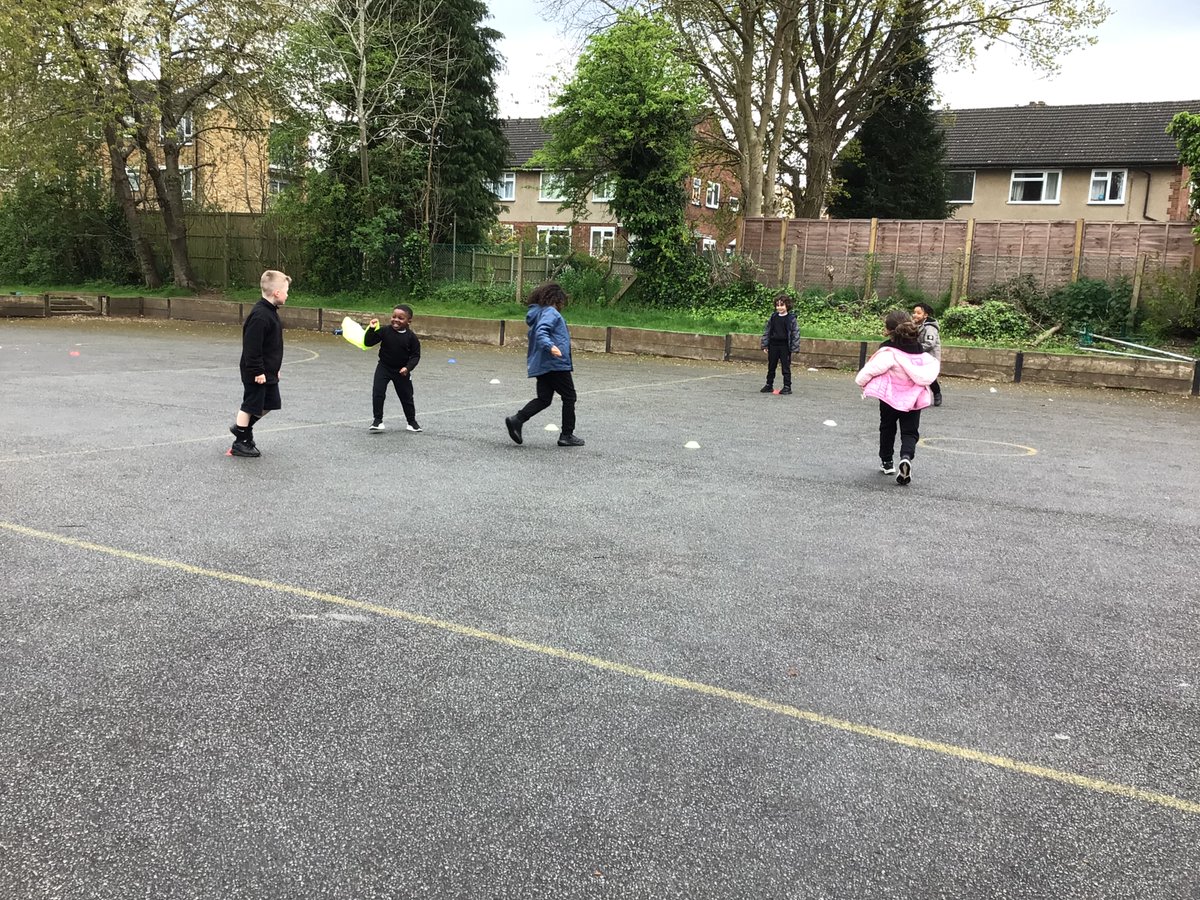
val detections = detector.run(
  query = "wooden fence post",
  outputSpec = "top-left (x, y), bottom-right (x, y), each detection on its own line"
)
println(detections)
top-left (788, 245), bottom-right (799, 288)
top-left (1129, 253), bottom-right (1148, 328)
top-left (222, 212), bottom-right (231, 289)
top-left (959, 219), bottom-right (976, 303)
top-left (863, 217), bottom-right (879, 299)
top-left (1071, 219), bottom-right (1085, 283)
top-left (776, 218), bottom-right (789, 285)
top-left (515, 243), bottom-right (524, 303)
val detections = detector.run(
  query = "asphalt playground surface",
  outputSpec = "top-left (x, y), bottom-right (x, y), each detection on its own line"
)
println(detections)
top-left (1, 315), bottom-right (1198, 899)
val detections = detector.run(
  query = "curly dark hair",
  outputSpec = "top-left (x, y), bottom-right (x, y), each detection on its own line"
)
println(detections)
top-left (527, 282), bottom-right (568, 308)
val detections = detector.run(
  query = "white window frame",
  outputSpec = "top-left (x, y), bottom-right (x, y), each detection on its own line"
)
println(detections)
top-left (159, 165), bottom-right (194, 201)
top-left (269, 175), bottom-right (290, 196)
top-left (947, 170), bottom-right (975, 204)
top-left (700, 236), bottom-right (717, 253)
top-left (126, 167), bottom-right (141, 192)
top-left (1008, 169), bottom-right (1061, 204)
top-left (535, 225), bottom-right (570, 254)
top-left (592, 179), bottom-right (615, 203)
top-left (160, 112), bottom-right (194, 145)
top-left (705, 181), bottom-right (721, 209)
top-left (1089, 168), bottom-right (1127, 204)
top-left (589, 226), bottom-right (615, 257)
top-left (727, 196), bottom-right (740, 212)
top-left (538, 172), bottom-right (565, 202)
top-left (691, 177), bottom-right (702, 206)
top-left (491, 171), bottom-right (516, 202)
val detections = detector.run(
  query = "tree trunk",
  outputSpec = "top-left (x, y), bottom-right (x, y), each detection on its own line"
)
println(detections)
top-left (138, 135), bottom-right (199, 289)
top-left (104, 128), bottom-right (162, 288)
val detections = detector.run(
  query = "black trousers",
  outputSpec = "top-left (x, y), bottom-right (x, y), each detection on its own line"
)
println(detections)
top-left (517, 370), bottom-right (576, 435)
top-left (372, 363), bottom-right (416, 423)
top-left (766, 342), bottom-right (792, 388)
top-left (930, 378), bottom-right (942, 397)
top-left (879, 401), bottom-right (921, 462)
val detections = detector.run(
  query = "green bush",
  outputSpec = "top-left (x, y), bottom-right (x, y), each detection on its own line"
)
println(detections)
top-left (558, 253), bottom-right (623, 305)
top-left (1139, 269), bottom-right (1199, 339)
top-left (0, 173), bottom-right (136, 284)
top-left (1046, 277), bottom-right (1129, 333)
top-left (940, 301), bottom-right (1032, 343)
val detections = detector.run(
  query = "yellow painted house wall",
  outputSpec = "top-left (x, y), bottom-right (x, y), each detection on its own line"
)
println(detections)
top-left (954, 166), bottom-right (1181, 222)
top-left (118, 107), bottom-right (288, 214)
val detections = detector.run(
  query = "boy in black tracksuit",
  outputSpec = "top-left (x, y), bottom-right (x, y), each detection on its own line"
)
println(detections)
top-left (760, 293), bottom-right (801, 394)
top-left (229, 269), bottom-right (290, 458)
top-left (365, 304), bottom-right (422, 432)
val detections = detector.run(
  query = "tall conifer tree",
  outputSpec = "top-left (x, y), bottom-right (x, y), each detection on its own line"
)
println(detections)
top-left (827, 32), bottom-right (951, 220)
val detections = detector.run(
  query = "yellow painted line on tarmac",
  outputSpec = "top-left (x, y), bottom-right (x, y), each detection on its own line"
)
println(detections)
top-left (3, 519), bottom-right (1196, 818)
top-left (919, 437), bottom-right (1038, 457)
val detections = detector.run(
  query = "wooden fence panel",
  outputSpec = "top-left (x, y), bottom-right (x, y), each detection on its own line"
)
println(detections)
top-left (742, 216), bottom-right (1196, 299)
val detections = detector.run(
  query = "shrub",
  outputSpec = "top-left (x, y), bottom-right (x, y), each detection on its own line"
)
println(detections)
top-left (1139, 269), bottom-right (1199, 339)
top-left (0, 173), bottom-right (136, 284)
top-left (940, 301), bottom-right (1032, 344)
top-left (1046, 277), bottom-right (1128, 333)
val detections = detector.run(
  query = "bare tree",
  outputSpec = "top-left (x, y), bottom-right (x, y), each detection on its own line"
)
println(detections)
top-left (555, 0), bottom-right (1109, 218)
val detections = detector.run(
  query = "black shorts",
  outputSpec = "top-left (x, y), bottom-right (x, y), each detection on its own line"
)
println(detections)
top-left (240, 378), bottom-right (282, 415)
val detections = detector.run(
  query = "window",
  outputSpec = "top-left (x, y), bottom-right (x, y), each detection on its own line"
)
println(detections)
top-left (726, 239), bottom-right (737, 257)
top-left (947, 170), bottom-right (975, 204)
top-left (538, 172), bottom-right (564, 202)
top-left (160, 112), bottom-right (194, 145)
top-left (535, 225), bottom-right (570, 254)
top-left (691, 177), bottom-right (702, 206)
top-left (159, 166), bottom-right (194, 201)
top-left (269, 176), bottom-right (290, 196)
top-left (126, 167), bottom-right (141, 192)
top-left (728, 197), bottom-right (740, 212)
top-left (1089, 169), bottom-right (1126, 204)
top-left (705, 181), bottom-right (721, 209)
top-left (1008, 170), bottom-right (1060, 203)
top-left (589, 226), bottom-right (615, 257)
top-left (700, 236), bottom-right (717, 253)
top-left (592, 179), bottom-right (615, 203)
top-left (490, 171), bottom-right (516, 201)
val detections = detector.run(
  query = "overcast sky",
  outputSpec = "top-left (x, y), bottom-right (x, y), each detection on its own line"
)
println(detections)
top-left (485, 0), bottom-right (1200, 117)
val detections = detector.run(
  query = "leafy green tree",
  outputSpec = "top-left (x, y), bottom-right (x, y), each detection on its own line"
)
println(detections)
top-left (535, 12), bottom-right (705, 303)
top-left (827, 32), bottom-right (950, 219)
top-left (584, 0), bottom-right (1108, 218)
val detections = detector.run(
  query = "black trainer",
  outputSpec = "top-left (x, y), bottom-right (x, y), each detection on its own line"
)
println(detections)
top-left (230, 440), bottom-right (261, 458)
top-left (759, 384), bottom-right (773, 393)
top-left (780, 386), bottom-right (792, 395)
top-left (557, 434), bottom-right (585, 447)
top-left (896, 459), bottom-right (912, 485)
top-left (505, 415), bottom-right (523, 445)
top-left (933, 394), bottom-right (943, 407)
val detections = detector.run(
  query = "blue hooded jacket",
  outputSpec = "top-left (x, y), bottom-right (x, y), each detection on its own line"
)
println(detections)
top-left (526, 304), bottom-right (573, 377)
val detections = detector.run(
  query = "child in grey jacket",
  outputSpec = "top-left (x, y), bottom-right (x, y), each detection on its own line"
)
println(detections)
top-left (912, 302), bottom-right (942, 406)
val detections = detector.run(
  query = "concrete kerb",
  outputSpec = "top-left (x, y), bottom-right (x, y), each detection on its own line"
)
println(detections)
top-left (6, 292), bottom-right (1198, 397)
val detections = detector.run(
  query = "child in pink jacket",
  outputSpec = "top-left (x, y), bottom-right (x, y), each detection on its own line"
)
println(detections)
top-left (855, 310), bottom-right (941, 485)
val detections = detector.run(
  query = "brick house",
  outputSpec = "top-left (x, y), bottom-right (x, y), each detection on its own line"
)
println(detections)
top-left (941, 99), bottom-right (1198, 222)
top-left (494, 118), bottom-right (742, 257)
top-left (116, 107), bottom-right (300, 214)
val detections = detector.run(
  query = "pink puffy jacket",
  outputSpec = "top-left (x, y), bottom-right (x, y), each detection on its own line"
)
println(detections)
top-left (855, 346), bottom-right (941, 412)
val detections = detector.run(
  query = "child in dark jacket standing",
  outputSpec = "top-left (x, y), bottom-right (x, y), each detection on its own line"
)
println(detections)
top-left (855, 310), bottom-right (940, 486)
top-left (229, 269), bottom-right (290, 458)
top-left (365, 304), bottom-right (422, 432)
top-left (760, 293), bottom-right (800, 394)
top-left (505, 282), bottom-right (584, 447)
top-left (912, 302), bottom-right (943, 406)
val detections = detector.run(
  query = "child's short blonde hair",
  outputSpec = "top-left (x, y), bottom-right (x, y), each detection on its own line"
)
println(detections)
top-left (260, 269), bottom-right (292, 295)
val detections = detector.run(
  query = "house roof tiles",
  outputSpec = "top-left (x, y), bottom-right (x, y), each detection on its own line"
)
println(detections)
top-left (942, 100), bottom-right (1200, 168)
top-left (501, 118), bottom-right (549, 167)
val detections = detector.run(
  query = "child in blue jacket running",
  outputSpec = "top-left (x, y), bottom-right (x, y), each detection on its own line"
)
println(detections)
top-left (505, 282), bottom-right (584, 447)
